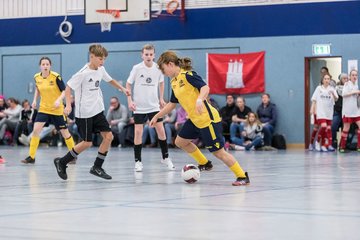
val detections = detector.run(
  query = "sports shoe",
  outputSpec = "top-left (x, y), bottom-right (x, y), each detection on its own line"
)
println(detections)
top-left (339, 148), bottom-right (346, 153)
top-left (90, 165), bottom-right (112, 180)
top-left (308, 143), bottom-right (314, 151)
top-left (161, 157), bottom-right (175, 171)
top-left (134, 161), bottom-right (143, 172)
top-left (234, 145), bottom-right (245, 151)
top-left (21, 156), bottom-right (35, 164)
top-left (320, 146), bottom-right (328, 152)
top-left (198, 160), bottom-right (213, 171)
top-left (18, 134), bottom-right (30, 146)
top-left (315, 141), bottom-right (321, 152)
top-left (327, 145), bottom-right (335, 152)
top-left (0, 156), bottom-right (6, 164)
top-left (54, 158), bottom-right (67, 180)
top-left (232, 172), bottom-right (250, 186)
top-left (68, 159), bottom-right (77, 164)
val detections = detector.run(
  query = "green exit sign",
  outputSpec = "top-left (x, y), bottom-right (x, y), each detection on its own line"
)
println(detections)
top-left (312, 44), bottom-right (331, 56)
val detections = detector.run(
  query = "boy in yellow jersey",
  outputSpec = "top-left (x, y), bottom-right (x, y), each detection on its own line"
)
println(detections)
top-left (21, 57), bottom-right (75, 164)
top-left (54, 44), bottom-right (130, 180)
top-left (150, 51), bottom-right (250, 186)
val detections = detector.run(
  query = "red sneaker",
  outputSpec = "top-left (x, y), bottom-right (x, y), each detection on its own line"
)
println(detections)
top-left (0, 155), bottom-right (6, 164)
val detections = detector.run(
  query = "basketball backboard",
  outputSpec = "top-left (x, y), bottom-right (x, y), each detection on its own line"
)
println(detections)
top-left (85, 0), bottom-right (151, 24)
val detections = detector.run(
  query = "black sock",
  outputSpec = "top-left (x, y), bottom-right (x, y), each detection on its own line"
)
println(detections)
top-left (94, 151), bottom-right (107, 168)
top-left (61, 148), bottom-right (78, 165)
top-left (158, 139), bottom-right (169, 159)
top-left (134, 144), bottom-right (142, 162)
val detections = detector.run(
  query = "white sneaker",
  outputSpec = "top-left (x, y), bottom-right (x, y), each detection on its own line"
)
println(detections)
top-left (134, 161), bottom-right (143, 172)
top-left (315, 141), bottom-right (321, 152)
top-left (321, 146), bottom-right (328, 152)
top-left (18, 134), bottom-right (30, 146)
top-left (161, 158), bottom-right (175, 171)
top-left (234, 145), bottom-right (245, 151)
top-left (308, 143), bottom-right (314, 151)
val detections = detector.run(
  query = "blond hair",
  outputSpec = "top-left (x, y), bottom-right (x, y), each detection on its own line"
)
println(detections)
top-left (89, 44), bottom-right (108, 57)
top-left (157, 51), bottom-right (192, 71)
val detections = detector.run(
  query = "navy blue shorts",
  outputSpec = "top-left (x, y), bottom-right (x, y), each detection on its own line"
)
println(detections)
top-left (75, 112), bottom-right (111, 142)
top-left (35, 112), bottom-right (67, 130)
top-left (133, 112), bottom-right (163, 124)
top-left (178, 120), bottom-right (224, 152)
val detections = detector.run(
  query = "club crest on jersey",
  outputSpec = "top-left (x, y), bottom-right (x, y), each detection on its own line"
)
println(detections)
top-left (146, 77), bottom-right (152, 83)
top-left (49, 80), bottom-right (54, 86)
top-left (95, 80), bottom-right (100, 87)
top-left (88, 78), bottom-right (93, 82)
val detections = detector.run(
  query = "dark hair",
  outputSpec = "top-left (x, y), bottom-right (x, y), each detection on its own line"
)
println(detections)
top-left (321, 66), bottom-right (329, 72)
top-left (320, 73), bottom-right (331, 85)
top-left (157, 51), bottom-right (193, 71)
top-left (39, 57), bottom-right (51, 65)
top-left (7, 97), bottom-right (19, 105)
top-left (262, 93), bottom-right (270, 98)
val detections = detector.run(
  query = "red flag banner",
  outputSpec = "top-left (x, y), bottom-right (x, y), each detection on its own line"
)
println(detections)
top-left (207, 51), bottom-right (265, 94)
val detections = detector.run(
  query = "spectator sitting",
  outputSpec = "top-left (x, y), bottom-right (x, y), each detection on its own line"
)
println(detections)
top-left (0, 95), bottom-right (8, 116)
top-left (219, 95), bottom-right (236, 135)
top-left (13, 99), bottom-right (37, 145)
top-left (229, 96), bottom-right (252, 147)
top-left (106, 96), bottom-right (129, 147)
top-left (242, 112), bottom-right (264, 150)
top-left (18, 124), bottom-right (56, 146)
top-left (0, 97), bottom-right (22, 143)
top-left (256, 93), bottom-right (277, 147)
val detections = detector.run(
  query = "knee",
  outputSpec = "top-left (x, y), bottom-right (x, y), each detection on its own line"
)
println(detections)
top-left (83, 141), bottom-right (93, 148)
top-left (104, 132), bottom-right (114, 142)
top-left (175, 137), bottom-right (187, 148)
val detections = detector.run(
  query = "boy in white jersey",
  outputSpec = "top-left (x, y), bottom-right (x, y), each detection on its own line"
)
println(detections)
top-left (126, 44), bottom-right (174, 172)
top-left (54, 44), bottom-right (129, 180)
top-left (339, 69), bottom-right (360, 153)
top-left (310, 74), bottom-right (338, 152)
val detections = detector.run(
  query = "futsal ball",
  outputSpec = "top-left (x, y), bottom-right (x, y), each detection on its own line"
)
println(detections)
top-left (181, 164), bottom-right (200, 183)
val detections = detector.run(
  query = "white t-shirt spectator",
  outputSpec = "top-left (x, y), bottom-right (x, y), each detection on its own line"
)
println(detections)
top-left (67, 64), bottom-right (112, 118)
top-left (127, 62), bottom-right (164, 114)
top-left (342, 81), bottom-right (360, 117)
top-left (311, 85), bottom-right (338, 120)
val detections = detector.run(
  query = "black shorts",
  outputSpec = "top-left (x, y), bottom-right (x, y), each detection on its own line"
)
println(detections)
top-left (75, 111), bottom-right (111, 142)
top-left (178, 120), bottom-right (224, 152)
top-left (35, 112), bottom-right (67, 130)
top-left (133, 112), bottom-right (163, 124)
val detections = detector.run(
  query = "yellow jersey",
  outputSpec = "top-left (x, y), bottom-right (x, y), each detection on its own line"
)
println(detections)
top-left (170, 69), bottom-right (221, 128)
top-left (34, 71), bottom-right (65, 115)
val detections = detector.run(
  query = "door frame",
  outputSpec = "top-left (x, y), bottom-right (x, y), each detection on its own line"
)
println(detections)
top-left (304, 56), bottom-right (342, 148)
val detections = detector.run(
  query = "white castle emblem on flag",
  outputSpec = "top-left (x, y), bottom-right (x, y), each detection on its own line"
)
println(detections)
top-left (226, 59), bottom-right (244, 88)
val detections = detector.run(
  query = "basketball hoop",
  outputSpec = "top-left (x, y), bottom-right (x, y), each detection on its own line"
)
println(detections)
top-left (96, 9), bottom-right (120, 32)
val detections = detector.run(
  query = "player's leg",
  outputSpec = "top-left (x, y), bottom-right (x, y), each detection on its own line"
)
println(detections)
top-left (339, 119), bottom-right (351, 153)
top-left (175, 120), bottom-right (212, 170)
top-left (133, 114), bottom-right (146, 171)
top-left (201, 121), bottom-right (249, 186)
top-left (151, 112), bottom-right (175, 170)
top-left (55, 115), bottom-right (75, 151)
top-left (21, 113), bottom-right (47, 164)
top-left (355, 119), bottom-right (360, 151)
top-left (54, 117), bottom-right (93, 180)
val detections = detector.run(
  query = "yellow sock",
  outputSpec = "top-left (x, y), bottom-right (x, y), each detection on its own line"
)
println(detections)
top-left (65, 136), bottom-right (75, 150)
top-left (230, 161), bottom-right (246, 178)
top-left (29, 136), bottom-right (40, 159)
top-left (189, 148), bottom-right (208, 165)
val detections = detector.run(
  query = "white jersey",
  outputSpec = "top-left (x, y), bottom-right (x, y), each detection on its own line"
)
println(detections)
top-left (342, 81), bottom-right (360, 117)
top-left (127, 62), bottom-right (164, 114)
top-left (67, 64), bottom-right (112, 118)
top-left (311, 85), bottom-right (338, 120)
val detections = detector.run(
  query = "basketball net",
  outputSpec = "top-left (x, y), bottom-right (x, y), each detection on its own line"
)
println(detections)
top-left (96, 10), bottom-right (120, 32)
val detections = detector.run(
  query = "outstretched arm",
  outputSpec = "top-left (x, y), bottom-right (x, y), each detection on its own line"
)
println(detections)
top-left (149, 102), bottom-right (177, 127)
top-left (109, 80), bottom-right (130, 96)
